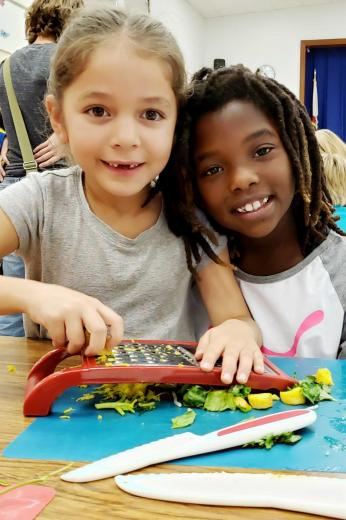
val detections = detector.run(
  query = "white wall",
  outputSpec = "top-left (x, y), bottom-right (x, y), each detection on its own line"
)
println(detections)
top-left (204, 0), bottom-right (346, 96)
top-left (150, 0), bottom-right (205, 77)
top-left (0, 0), bottom-right (205, 76)
top-left (0, 0), bottom-right (27, 57)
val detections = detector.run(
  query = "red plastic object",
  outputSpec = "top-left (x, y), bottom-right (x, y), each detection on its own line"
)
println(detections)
top-left (23, 340), bottom-right (297, 416)
top-left (0, 485), bottom-right (56, 519)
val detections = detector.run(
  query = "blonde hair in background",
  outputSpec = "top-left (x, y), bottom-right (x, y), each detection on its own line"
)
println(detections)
top-left (320, 152), bottom-right (346, 206)
top-left (25, 0), bottom-right (84, 44)
top-left (315, 129), bottom-right (346, 156)
top-left (47, 5), bottom-right (186, 107)
top-left (315, 129), bottom-right (346, 206)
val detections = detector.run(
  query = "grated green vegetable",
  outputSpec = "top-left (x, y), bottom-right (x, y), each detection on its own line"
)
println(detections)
top-left (171, 408), bottom-right (196, 429)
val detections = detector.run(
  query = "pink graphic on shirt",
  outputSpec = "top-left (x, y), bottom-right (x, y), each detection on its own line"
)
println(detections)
top-left (261, 309), bottom-right (324, 357)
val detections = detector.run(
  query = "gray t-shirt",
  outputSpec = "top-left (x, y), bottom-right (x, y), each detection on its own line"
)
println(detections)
top-left (0, 43), bottom-right (64, 177)
top-left (0, 166), bottom-right (226, 340)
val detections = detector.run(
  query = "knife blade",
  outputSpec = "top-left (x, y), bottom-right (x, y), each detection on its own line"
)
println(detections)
top-left (115, 472), bottom-right (346, 519)
top-left (61, 407), bottom-right (316, 482)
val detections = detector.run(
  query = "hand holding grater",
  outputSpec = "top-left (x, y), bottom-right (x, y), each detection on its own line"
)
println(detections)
top-left (23, 339), bottom-right (297, 416)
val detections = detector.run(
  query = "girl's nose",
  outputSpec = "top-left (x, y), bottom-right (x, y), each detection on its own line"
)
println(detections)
top-left (228, 165), bottom-right (259, 192)
top-left (110, 118), bottom-right (140, 149)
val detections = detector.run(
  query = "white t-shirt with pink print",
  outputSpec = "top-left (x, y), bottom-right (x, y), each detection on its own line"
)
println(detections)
top-left (236, 230), bottom-right (346, 359)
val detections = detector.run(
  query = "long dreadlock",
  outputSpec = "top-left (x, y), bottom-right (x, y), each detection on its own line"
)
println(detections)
top-left (153, 94), bottom-right (226, 277)
top-left (166, 64), bottom-right (343, 265)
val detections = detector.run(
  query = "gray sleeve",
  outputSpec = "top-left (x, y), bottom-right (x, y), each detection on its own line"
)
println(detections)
top-left (338, 311), bottom-right (346, 359)
top-left (0, 174), bottom-right (44, 255)
top-left (320, 233), bottom-right (346, 358)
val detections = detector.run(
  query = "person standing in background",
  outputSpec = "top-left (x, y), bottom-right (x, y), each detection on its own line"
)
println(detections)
top-left (0, 111), bottom-right (8, 182)
top-left (0, 0), bottom-right (83, 336)
top-left (316, 129), bottom-right (346, 231)
top-left (0, 111), bottom-right (7, 273)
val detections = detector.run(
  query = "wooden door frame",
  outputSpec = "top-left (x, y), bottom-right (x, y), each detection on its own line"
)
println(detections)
top-left (300, 38), bottom-right (346, 103)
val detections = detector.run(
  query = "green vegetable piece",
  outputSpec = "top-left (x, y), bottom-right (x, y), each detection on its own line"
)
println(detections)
top-left (230, 384), bottom-right (251, 397)
top-left (95, 400), bottom-right (137, 416)
top-left (171, 408), bottom-right (196, 429)
top-left (234, 396), bottom-right (252, 412)
top-left (298, 375), bottom-right (336, 404)
top-left (76, 393), bottom-right (95, 402)
top-left (182, 385), bottom-right (208, 408)
top-left (137, 401), bottom-right (157, 410)
top-left (63, 407), bottom-right (74, 415)
top-left (204, 390), bottom-right (229, 412)
top-left (226, 391), bottom-right (236, 410)
top-left (243, 431), bottom-right (302, 449)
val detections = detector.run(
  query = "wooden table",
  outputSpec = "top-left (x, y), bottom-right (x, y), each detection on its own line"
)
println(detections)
top-left (0, 336), bottom-right (343, 519)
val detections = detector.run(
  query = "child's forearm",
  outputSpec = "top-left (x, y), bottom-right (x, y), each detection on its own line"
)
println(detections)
top-left (0, 275), bottom-right (40, 314)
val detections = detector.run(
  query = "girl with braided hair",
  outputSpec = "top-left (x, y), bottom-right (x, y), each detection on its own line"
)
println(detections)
top-left (178, 64), bottom-right (346, 358)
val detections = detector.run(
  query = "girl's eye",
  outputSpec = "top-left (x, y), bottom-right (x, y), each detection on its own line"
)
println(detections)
top-left (143, 109), bottom-right (163, 121)
top-left (255, 146), bottom-right (273, 157)
top-left (203, 165), bottom-right (223, 177)
top-left (87, 106), bottom-right (109, 117)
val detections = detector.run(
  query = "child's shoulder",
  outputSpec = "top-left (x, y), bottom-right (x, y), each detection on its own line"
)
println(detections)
top-left (32, 165), bottom-right (81, 182)
top-left (27, 165), bottom-right (82, 192)
top-left (318, 229), bottom-right (346, 269)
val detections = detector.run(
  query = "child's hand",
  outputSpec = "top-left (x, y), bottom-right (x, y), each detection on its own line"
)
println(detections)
top-left (195, 319), bottom-right (264, 385)
top-left (0, 153), bottom-right (9, 182)
top-left (24, 282), bottom-right (124, 356)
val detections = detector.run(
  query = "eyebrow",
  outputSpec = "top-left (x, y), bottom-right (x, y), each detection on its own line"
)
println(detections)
top-left (195, 128), bottom-right (278, 163)
top-left (244, 128), bottom-right (278, 142)
top-left (140, 96), bottom-right (172, 107)
top-left (80, 92), bottom-right (172, 107)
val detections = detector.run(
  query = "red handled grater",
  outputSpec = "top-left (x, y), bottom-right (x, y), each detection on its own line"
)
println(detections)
top-left (23, 339), bottom-right (297, 416)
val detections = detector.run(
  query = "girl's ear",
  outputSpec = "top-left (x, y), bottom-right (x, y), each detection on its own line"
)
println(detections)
top-left (45, 95), bottom-right (68, 144)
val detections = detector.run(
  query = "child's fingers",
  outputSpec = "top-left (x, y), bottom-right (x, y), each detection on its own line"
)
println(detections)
top-left (49, 321), bottom-right (67, 348)
top-left (98, 305), bottom-right (124, 349)
top-left (235, 349), bottom-right (254, 384)
top-left (82, 311), bottom-right (109, 356)
top-left (83, 306), bottom-right (124, 355)
top-left (197, 340), bottom-right (224, 372)
top-left (194, 331), bottom-right (209, 360)
top-left (65, 317), bottom-right (87, 355)
top-left (253, 349), bottom-right (265, 374)
top-left (219, 350), bottom-right (238, 384)
top-left (235, 343), bottom-right (264, 384)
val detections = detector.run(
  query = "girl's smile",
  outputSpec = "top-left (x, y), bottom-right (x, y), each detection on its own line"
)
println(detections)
top-left (102, 160), bottom-right (145, 176)
top-left (194, 100), bottom-right (296, 242)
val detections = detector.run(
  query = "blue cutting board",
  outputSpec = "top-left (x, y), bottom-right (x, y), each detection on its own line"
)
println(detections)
top-left (3, 358), bottom-right (346, 472)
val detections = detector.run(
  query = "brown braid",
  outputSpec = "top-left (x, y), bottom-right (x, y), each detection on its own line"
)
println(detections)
top-left (154, 99), bottom-right (226, 277)
top-left (164, 64), bottom-right (344, 266)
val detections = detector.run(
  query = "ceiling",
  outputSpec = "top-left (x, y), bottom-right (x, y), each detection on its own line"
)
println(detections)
top-left (186, 0), bottom-right (343, 18)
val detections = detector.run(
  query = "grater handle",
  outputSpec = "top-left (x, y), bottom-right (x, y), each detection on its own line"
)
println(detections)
top-left (24, 348), bottom-right (79, 416)
top-left (26, 347), bottom-right (73, 380)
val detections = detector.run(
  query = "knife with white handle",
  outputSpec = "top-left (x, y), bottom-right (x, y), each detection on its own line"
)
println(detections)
top-left (115, 472), bottom-right (346, 519)
top-left (61, 408), bottom-right (316, 482)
